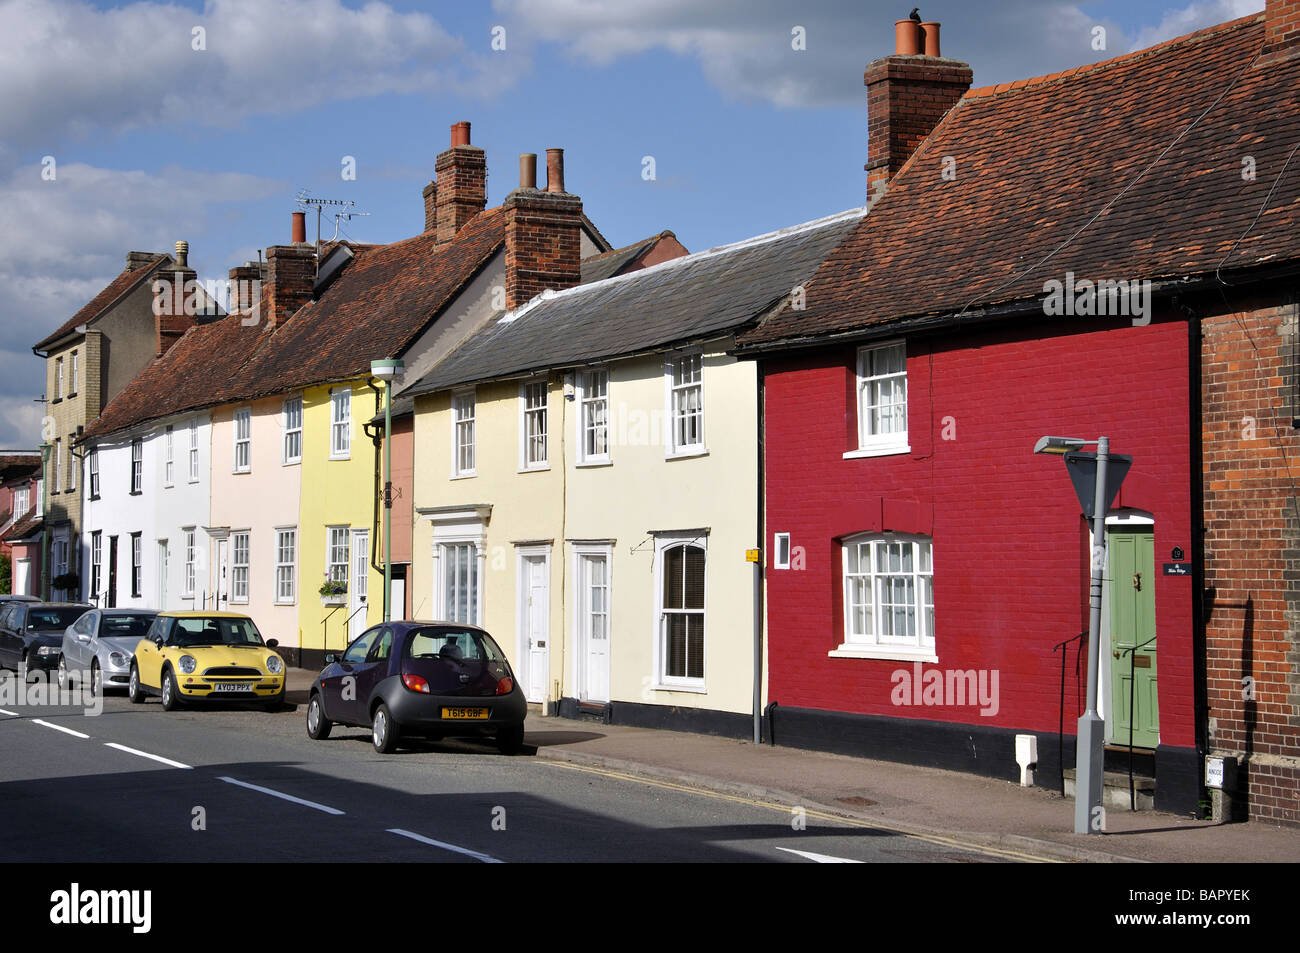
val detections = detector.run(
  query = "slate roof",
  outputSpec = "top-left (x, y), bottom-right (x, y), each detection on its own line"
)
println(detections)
top-left (580, 234), bottom-right (662, 284)
top-left (739, 13), bottom-right (1300, 350)
top-left (402, 208), bottom-right (863, 397)
top-left (34, 256), bottom-right (169, 352)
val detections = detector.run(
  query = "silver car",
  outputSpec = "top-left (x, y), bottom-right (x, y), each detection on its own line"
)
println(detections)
top-left (59, 609), bottom-right (158, 694)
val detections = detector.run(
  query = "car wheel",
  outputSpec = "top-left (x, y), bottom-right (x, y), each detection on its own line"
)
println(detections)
top-left (90, 661), bottom-right (101, 697)
top-left (160, 668), bottom-right (181, 711)
top-left (128, 665), bottom-right (144, 703)
top-left (372, 703), bottom-right (400, 754)
top-left (496, 723), bottom-right (525, 755)
top-left (306, 693), bottom-right (332, 740)
top-left (57, 656), bottom-right (68, 690)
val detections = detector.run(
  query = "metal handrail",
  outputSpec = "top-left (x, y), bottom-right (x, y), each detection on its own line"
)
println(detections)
top-left (321, 599), bottom-right (367, 658)
top-left (1122, 633), bottom-right (1158, 810)
top-left (1053, 630), bottom-right (1088, 797)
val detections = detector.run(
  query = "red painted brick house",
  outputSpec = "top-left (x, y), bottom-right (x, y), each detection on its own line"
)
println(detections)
top-left (737, 4), bottom-right (1300, 822)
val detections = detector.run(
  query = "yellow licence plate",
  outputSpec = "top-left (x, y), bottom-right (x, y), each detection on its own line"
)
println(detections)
top-left (442, 707), bottom-right (489, 720)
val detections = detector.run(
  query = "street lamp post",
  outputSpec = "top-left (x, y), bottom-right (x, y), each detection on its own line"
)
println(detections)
top-left (1034, 435), bottom-right (1131, 834)
top-left (39, 442), bottom-right (51, 601)
top-left (370, 359), bottom-right (404, 623)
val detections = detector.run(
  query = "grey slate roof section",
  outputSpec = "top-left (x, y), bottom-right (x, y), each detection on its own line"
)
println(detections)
top-left (402, 208), bottom-right (864, 397)
top-left (579, 236), bottom-right (657, 284)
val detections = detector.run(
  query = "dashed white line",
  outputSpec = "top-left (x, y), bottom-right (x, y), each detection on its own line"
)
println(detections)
top-left (219, 776), bottom-right (344, 815)
top-left (776, 847), bottom-right (863, 864)
top-left (105, 742), bottom-right (192, 770)
top-left (31, 718), bottom-right (90, 739)
top-left (0, 707), bottom-right (17, 716)
top-left (387, 828), bottom-right (503, 864)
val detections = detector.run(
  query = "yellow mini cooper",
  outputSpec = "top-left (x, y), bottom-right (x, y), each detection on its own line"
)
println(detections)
top-left (129, 612), bottom-right (286, 711)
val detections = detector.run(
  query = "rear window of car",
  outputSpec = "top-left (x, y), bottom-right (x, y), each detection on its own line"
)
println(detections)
top-left (404, 628), bottom-right (504, 663)
top-left (102, 614), bottom-right (157, 638)
top-left (27, 608), bottom-right (85, 629)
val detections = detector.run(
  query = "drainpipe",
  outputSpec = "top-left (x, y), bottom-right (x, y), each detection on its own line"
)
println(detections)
top-left (365, 378), bottom-right (383, 578)
top-left (1187, 302), bottom-right (1210, 802)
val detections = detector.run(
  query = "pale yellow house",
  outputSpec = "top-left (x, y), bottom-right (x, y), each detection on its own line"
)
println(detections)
top-left (400, 209), bottom-right (863, 734)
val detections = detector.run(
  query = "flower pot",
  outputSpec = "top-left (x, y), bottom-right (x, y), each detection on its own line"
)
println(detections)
top-left (320, 594), bottom-right (346, 607)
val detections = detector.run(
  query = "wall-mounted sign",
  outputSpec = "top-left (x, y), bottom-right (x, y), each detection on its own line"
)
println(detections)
top-left (1171, 546), bottom-right (1184, 561)
top-left (1163, 563), bottom-right (1191, 576)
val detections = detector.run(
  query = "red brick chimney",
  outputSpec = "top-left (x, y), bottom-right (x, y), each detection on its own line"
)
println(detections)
top-left (265, 214), bottom-right (315, 328)
top-left (154, 238), bottom-right (198, 356)
top-left (504, 149), bottom-right (583, 311)
top-left (1264, 0), bottom-right (1300, 61)
top-left (864, 17), bottom-right (971, 200)
top-left (433, 121), bottom-right (487, 243)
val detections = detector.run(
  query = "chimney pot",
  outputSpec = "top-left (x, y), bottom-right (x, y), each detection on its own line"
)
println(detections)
top-left (291, 211), bottom-right (307, 244)
top-left (434, 121), bottom-right (487, 242)
top-left (545, 148), bottom-right (565, 194)
top-left (450, 121), bottom-right (471, 147)
top-left (894, 19), bottom-right (922, 55)
top-left (174, 240), bottom-right (189, 268)
top-left (519, 153), bottom-right (537, 190)
top-left (921, 21), bottom-right (941, 57)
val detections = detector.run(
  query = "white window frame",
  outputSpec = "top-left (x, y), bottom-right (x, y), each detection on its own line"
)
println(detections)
top-left (90, 531), bottom-right (102, 600)
top-left (451, 389), bottom-right (476, 478)
top-left (131, 438), bottom-right (143, 493)
top-left (88, 450), bottom-right (98, 498)
top-left (330, 388), bottom-right (352, 460)
top-left (66, 438), bottom-right (76, 492)
top-left (130, 532), bottom-right (142, 598)
top-left (233, 408), bottom-right (252, 473)
top-left (576, 368), bottom-right (610, 466)
top-left (570, 542), bottom-right (613, 702)
top-left (436, 540), bottom-right (482, 624)
top-left (665, 351), bottom-right (705, 457)
top-left (188, 419), bottom-right (199, 482)
top-left (847, 340), bottom-right (910, 458)
top-left (773, 533), bottom-right (791, 570)
top-left (230, 531), bottom-right (250, 604)
top-left (652, 532), bottom-right (708, 692)
top-left (327, 526), bottom-right (350, 584)
top-left (164, 425), bottom-right (174, 486)
top-left (283, 396), bottom-right (303, 465)
top-left (52, 439), bottom-right (61, 494)
top-left (55, 357), bottom-right (64, 400)
top-left (519, 378), bottom-right (549, 471)
top-left (183, 529), bottom-right (196, 597)
top-left (69, 351), bottom-right (78, 395)
top-left (14, 486), bottom-right (29, 516)
top-left (275, 527), bottom-right (297, 604)
top-left (832, 533), bottom-right (936, 662)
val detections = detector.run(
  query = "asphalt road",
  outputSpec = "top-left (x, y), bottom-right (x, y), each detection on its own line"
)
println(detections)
top-left (0, 672), bottom-right (1007, 864)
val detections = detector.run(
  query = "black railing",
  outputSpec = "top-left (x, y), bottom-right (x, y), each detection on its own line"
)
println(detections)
top-left (1053, 630), bottom-right (1088, 797)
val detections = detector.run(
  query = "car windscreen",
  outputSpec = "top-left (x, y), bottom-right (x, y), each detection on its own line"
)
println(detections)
top-left (101, 615), bottom-right (157, 638)
top-left (403, 628), bottom-right (504, 663)
top-left (171, 617), bottom-right (264, 647)
top-left (28, 608), bottom-right (85, 629)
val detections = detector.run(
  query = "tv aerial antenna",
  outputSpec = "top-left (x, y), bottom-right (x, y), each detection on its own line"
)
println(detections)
top-left (295, 190), bottom-right (365, 273)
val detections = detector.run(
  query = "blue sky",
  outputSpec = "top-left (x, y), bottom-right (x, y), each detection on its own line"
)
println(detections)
top-left (0, 0), bottom-right (1266, 447)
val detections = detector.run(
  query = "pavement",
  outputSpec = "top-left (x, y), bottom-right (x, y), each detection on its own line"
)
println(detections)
top-left (282, 668), bottom-right (1300, 863)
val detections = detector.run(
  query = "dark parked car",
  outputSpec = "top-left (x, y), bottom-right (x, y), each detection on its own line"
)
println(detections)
top-left (307, 621), bottom-right (527, 754)
top-left (0, 603), bottom-right (91, 679)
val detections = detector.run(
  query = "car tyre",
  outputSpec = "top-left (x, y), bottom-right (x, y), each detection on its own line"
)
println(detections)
top-left (372, 703), bottom-right (400, 754)
top-left (160, 668), bottom-right (181, 711)
top-left (306, 693), bottom-right (332, 740)
top-left (128, 664), bottom-right (144, 703)
top-left (496, 723), bottom-right (525, 755)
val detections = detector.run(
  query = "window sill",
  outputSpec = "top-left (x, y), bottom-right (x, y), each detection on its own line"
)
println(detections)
top-left (232, 469), bottom-right (251, 475)
top-left (651, 681), bottom-right (708, 695)
top-left (575, 459), bottom-right (612, 469)
top-left (274, 599), bottom-right (296, 607)
top-left (129, 491), bottom-right (142, 497)
top-left (88, 495), bottom-right (99, 502)
top-left (828, 645), bottom-right (937, 663)
top-left (518, 464), bottom-right (551, 474)
top-left (450, 471), bottom-right (477, 481)
top-left (664, 448), bottom-right (708, 461)
top-left (843, 443), bottom-right (910, 460)
top-left (283, 459), bottom-right (301, 468)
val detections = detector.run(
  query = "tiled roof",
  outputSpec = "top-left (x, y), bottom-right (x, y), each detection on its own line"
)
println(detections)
top-left (580, 235), bottom-right (661, 284)
top-left (34, 256), bottom-right (168, 352)
top-left (2, 510), bottom-right (43, 543)
top-left (0, 455), bottom-right (41, 482)
top-left (403, 208), bottom-right (863, 397)
top-left (739, 14), bottom-right (1300, 349)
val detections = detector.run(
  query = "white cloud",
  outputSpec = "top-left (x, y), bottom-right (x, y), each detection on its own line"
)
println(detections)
top-left (0, 397), bottom-right (45, 451)
top-left (0, 160), bottom-right (282, 447)
top-left (1128, 0), bottom-right (1263, 50)
top-left (0, 0), bottom-right (527, 148)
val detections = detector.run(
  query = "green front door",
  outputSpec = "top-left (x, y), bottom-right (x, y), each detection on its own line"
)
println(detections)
top-left (1108, 531), bottom-right (1159, 748)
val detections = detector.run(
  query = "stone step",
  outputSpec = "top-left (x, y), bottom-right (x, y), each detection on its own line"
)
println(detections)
top-left (1063, 768), bottom-right (1156, 811)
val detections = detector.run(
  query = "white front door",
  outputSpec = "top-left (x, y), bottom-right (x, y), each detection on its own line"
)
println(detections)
top-left (157, 541), bottom-right (169, 609)
top-left (216, 539), bottom-right (229, 610)
top-left (390, 575), bottom-right (406, 621)
top-left (579, 552), bottom-right (610, 703)
top-left (519, 554), bottom-right (549, 702)
top-left (14, 558), bottom-right (30, 596)
top-left (350, 529), bottom-right (369, 640)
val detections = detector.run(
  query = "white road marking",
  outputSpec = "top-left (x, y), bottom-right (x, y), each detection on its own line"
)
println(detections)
top-left (776, 847), bottom-right (863, 864)
top-left (31, 718), bottom-right (90, 739)
top-left (0, 707), bottom-right (17, 716)
top-left (387, 828), bottom-right (503, 864)
top-left (105, 742), bottom-right (192, 770)
top-left (219, 776), bottom-right (344, 815)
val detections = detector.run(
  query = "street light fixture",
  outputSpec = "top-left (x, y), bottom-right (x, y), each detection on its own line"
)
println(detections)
top-left (371, 358), bottom-right (404, 623)
top-left (1035, 433), bottom-right (1131, 834)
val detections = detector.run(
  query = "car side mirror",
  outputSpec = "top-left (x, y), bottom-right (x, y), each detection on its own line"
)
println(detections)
top-left (152, 635), bottom-right (164, 646)
top-left (323, 653), bottom-right (337, 665)
top-left (266, 638), bottom-right (279, 649)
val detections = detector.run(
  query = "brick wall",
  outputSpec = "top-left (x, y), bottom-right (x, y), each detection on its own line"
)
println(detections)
top-left (1202, 294), bottom-right (1300, 825)
top-left (435, 144), bottom-right (487, 244)
top-left (864, 55), bottom-right (972, 199)
top-left (762, 312), bottom-right (1194, 744)
top-left (265, 244), bottom-right (315, 328)
top-left (503, 189), bottom-right (583, 311)
top-left (1265, 0), bottom-right (1300, 59)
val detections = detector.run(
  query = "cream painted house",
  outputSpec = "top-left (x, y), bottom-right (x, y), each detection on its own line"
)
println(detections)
top-left (401, 209), bottom-right (863, 735)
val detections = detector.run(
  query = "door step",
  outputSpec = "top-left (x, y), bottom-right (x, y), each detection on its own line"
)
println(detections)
top-left (574, 701), bottom-right (611, 724)
top-left (1063, 768), bottom-right (1156, 811)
